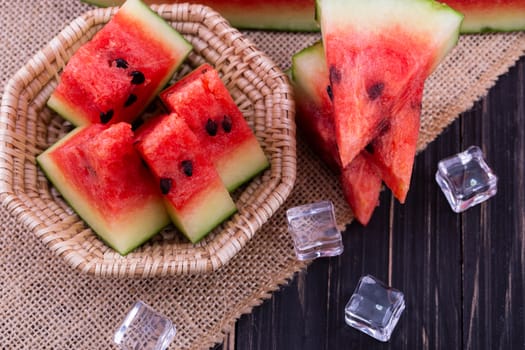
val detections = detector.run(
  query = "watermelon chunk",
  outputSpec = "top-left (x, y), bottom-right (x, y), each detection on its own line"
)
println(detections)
top-left (48, 0), bottom-right (192, 126)
top-left (291, 42), bottom-right (382, 225)
top-left (442, 0), bottom-right (525, 33)
top-left (134, 113), bottom-right (237, 243)
top-left (316, 0), bottom-right (463, 202)
top-left (160, 64), bottom-right (269, 192)
top-left (37, 123), bottom-right (171, 255)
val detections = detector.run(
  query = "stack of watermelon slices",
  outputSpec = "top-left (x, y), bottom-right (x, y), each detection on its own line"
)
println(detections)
top-left (136, 63), bottom-right (269, 243)
top-left (290, 0), bottom-right (464, 225)
top-left (37, 0), bottom-right (269, 255)
top-left (291, 42), bottom-right (383, 226)
top-left (159, 64), bottom-right (269, 192)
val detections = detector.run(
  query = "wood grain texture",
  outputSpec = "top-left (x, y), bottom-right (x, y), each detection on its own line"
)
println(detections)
top-left (462, 56), bottom-right (525, 350)
top-left (216, 56), bottom-right (525, 350)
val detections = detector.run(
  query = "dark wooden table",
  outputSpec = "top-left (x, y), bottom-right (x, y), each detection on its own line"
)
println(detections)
top-left (217, 53), bottom-right (525, 350)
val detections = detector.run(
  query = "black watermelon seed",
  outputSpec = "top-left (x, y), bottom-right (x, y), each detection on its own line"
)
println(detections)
top-left (222, 115), bottom-right (232, 133)
top-left (160, 177), bottom-right (172, 195)
top-left (124, 94), bottom-right (137, 107)
top-left (365, 143), bottom-right (374, 154)
top-left (130, 71), bottom-right (145, 85)
top-left (367, 82), bottom-right (385, 101)
top-left (326, 85), bottom-right (333, 101)
top-left (131, 117), bottom-right (144, 131)
top-left (205, 118), bottom-right (218, 136)
top-left (100, 109), bottom-right (114, 124)
top-left (115, 58), bottom-right (129, 69)
top-left (85, 165), bottom-right (96, 176)
top-left (146, 100), bottom-right (162, 113)
top-left (181, 160), bottom-right (193, 177)
top-left (329, 65), bottom-right (341, 85)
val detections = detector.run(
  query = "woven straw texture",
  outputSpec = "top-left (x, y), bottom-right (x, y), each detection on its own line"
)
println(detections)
top-left (1, 1), bottom-right (524, 349)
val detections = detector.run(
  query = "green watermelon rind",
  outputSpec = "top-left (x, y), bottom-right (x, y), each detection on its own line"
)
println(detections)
top-left (82, 0), bottom-right (320, 32)
top-left (460, 15), bottom-right (525, 33)
top-left (84, 0), bottom-right (525, 33)
top-left (217, 137), bottom-right (270, 192)
top-left (83, 0), bottom-right (120, 6)
top-left (165, 187), bottom-right (238, 244)
top-left (36, 126), bottom-right (172, 256)
top-left (48, 0), bottom-right (192, 126)
top-left (290, 41), bottom-right (325, 106)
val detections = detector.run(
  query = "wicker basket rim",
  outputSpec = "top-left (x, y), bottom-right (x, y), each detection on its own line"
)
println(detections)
top-left (0, 3), bottom-right (296, 278)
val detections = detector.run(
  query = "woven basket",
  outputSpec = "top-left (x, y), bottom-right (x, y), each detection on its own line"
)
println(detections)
top-left (0, 4), bottom-right (296, 277)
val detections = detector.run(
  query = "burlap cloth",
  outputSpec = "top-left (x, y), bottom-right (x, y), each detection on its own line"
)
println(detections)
top-left (1, 1), bottom-right (524, 349)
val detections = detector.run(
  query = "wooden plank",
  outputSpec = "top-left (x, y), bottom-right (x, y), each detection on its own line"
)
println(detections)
top-left (234, 189), bottom-right (393, 349)
top-left (385, 125), bottom-right (463, 350)
top-left (462, 56), bottom-right (525, 350)
top-left (227, 47), bottom-right (525, 350)
top-left (232, 102), bottom-right (468, 349)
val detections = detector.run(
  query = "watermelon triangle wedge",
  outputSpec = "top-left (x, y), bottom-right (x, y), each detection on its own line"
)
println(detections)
top-left (291, 42), bottom-right (382, 225)
top-left (316, 0), bottom-right (463, 202)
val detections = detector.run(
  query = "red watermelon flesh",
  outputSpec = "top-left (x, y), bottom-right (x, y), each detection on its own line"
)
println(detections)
top-left (160, 64), bottom-right (269, 192)
top-left (134, 113), bottom-right (237, 243)
top-left (291, 41), bottom-right (382, 225)
top-left (48, 0), bottom-right (192, 126)
top-left (317, 0), bottom-right (463, 169)
top-left (36, 122), bottom-right (171, 255)
top-left (364, 77), bottom-right (425, 203)
top-left (441, 0), bottom-right (525, 32)
top-left (340, 154), bottom-right (382, 226)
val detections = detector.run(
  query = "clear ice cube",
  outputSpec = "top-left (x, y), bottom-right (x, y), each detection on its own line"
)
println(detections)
top-left (286, 200), bottom-right (343, 260)
top-left (114, 301), bottom-right (176, 350)
top-left (345, 275), bottom-right (405, 342)
top-left (435, 146), bottom-right (497, 213)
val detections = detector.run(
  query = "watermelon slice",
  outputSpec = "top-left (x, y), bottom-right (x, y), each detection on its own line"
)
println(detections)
top-left (83, 0), bottom-right (525, 33)
top-left (442, 0), bottom-right (525, 33)
top-left (160, 64), bottom-right (269, 192)
top-left (134, 113), bottom-right (237, 243)
top-left (291, 42), bottom-right (382, 225)
top-left (83, 0), bottom-right (319, 32)
top-left (48, 0), bottom-right (192, 126)
top-left (37, 123), bottom-right (171, 255)
top-left (316, 0), bottom-right (463, 202)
